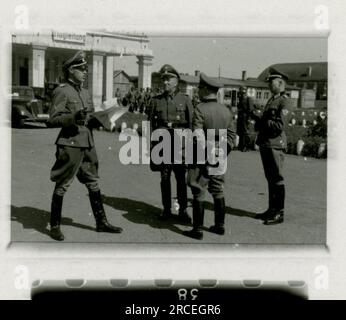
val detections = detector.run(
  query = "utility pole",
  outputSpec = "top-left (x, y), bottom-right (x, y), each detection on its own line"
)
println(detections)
top-left (218, 65), bottom-right (221, 78)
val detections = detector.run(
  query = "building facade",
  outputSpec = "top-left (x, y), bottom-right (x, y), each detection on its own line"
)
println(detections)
top-left (113, 70), bottom-right (134, 99)
top-left (12, 30), bottom-right (154, 110)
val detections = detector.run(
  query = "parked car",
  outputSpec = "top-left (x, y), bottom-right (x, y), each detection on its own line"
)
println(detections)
top-left (11, 86), bottom-right (50, 128)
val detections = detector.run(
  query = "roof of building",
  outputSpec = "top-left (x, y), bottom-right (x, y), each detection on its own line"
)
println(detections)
top-left (180, 74), bottom-right (200, 84)
top-left (113, 70), bottom-right (133, 81)
top-left (258, 62), bottom-right (327, 82)
top-left (179, 74), bottom-right (299, 90)
top-left (88, 30), bottom-right (149, 42)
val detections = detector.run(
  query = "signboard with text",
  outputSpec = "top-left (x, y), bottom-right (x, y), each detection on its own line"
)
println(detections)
top-left (52, 31), bottom-right (86, 44)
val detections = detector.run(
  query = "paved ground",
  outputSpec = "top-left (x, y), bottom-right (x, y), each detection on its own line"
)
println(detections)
top-left (11, 126), bottom-right (326, 244)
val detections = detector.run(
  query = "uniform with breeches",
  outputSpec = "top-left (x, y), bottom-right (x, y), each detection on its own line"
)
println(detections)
top-left (253, 67), bottom-right (289, 225)
top-left (149, 89), bottom-right (194, 217)
top-left (255, 92), bottom-right (288, 222)
top-left (256, 92), bottom-right (288, 186)
top-left (183, 72), bottom-right (236, 240)
top-left (47, 50), bottom-right (122, 241)
top-left (187, 99), bottom-right (236, 201)
top-left (49, 81), bottom-right (99, 196)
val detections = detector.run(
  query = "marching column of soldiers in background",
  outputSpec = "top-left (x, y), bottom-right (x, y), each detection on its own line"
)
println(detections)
top-left (122, 87), bottom-right (156, 115)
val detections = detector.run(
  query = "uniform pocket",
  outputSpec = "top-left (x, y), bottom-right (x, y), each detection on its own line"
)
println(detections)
top-left (176, 106), bottom-right (186, 121)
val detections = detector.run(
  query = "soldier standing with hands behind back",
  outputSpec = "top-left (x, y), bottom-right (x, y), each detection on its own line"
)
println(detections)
top-left (183, 73), bottom-right (236, 240)
top-left (48, 51), bottom-right (122, 241)
top-left (251, 68), bottom-right (289, 225)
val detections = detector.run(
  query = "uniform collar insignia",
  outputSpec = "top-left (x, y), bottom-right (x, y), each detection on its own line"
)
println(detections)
top-left (68, 78), bottom-right (82, 91)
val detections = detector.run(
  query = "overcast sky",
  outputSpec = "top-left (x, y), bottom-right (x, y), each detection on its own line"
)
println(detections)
top-left (117, 36), bottom-right (327, 79)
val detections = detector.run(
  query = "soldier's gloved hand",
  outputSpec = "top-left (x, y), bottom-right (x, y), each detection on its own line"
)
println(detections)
top-left (74, 109), bottom-right (88, 125)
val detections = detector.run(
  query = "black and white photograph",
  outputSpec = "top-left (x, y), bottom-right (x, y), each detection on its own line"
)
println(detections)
top-left (9, 32), bottom-right (327, 244)
top-left (3, 0), bottom-right (346, 303)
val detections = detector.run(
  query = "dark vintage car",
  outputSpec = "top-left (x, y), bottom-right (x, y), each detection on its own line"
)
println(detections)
top-left (11, 86), bottom-right (50, 128)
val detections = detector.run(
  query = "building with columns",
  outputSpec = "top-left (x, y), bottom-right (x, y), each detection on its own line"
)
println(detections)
top-left (12, 30), bottom-right (153, 110)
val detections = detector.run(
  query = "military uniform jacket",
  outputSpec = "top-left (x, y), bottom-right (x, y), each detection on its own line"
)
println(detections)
top-left (193, 97), bottom-right (237, 154)
top-left (149, 91), bottom-right (193, 130)
top-left (148, 91), bottom-right (193, 171)
top-left (48, 81), bottom-right (94, 148)
top-left (255, 92), bottom-right (288, 149)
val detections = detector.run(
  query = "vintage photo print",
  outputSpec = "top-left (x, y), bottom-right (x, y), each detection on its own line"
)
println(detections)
top-left (9, 33), bottom-right (327, 245)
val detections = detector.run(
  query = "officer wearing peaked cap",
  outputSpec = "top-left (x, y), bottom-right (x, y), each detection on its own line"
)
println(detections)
top-left (183, 73), bottom-right (236, 240)
top-left (159, 64), bottom-right (181, 79)
top-left (266, 67), bottom-right (289, 82)
top-left (251, 67), bottom-right (289, 225)
top-left (148, 64), bottom-right (194, 222)
top-left (47, 51), bottom-right (122, 241)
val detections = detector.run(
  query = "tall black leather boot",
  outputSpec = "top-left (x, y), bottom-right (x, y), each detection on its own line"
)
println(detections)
top-left (209, 197), bottom-right (226, 235)
top-left (255, 184), bottom-right (275, 220)
top-left (177, 179), bottom-right (190, 223)
top-left (264, 185), bottom-right (285, 225)
top-left (182, 200), bottom-right (204, 240)
top-left (50, 193), bottom-right (65, 241)
top-left (89, 190), bottom-right (123, 233)
top-left (159, 179), bottom-right (172, 220)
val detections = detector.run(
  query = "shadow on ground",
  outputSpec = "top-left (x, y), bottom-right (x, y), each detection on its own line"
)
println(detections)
top-left (203, 200), bottom-right (257, 219)
top-left (102, 196), bottom-right (257, 237)
top-left (11, 205), bottom-right (95, 237)
top-left (102, 195), bottom-right (188, 236)
top-left (11, 198), bottom-right (258, 240)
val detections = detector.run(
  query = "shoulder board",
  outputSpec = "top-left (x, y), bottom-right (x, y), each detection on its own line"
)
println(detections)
top-left (59, 83), bottom-right (66, 87)
top-left (280, 93), bottom-right (289, 99)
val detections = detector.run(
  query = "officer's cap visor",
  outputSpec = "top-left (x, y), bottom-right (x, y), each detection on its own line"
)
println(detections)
top-left (160, 72), bottom-right (178, 79)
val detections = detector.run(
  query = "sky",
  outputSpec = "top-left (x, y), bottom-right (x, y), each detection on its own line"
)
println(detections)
top-left (116, 37), bottom-right (327, 79)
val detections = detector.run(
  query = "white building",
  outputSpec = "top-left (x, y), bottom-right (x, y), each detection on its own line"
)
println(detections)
top-left (12, 30), bottom-right (154, 110)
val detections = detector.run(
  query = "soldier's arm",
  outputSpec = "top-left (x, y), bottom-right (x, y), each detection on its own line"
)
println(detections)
top-left (263, 98), bottom-right (288, 134)
top-left (191, 105), bottom-right (206, 162)
top-left (227, 112), bottom-right (237, 153)
top-left (47, 88), bottom-right (75, 128)
top-left (192, 105), bottom-right (206, 140)
top-left (192, 105), bottom-right (204, 131)
top-left (148, 98), bottom-right (157, 131)
top-left (185, 96), bottom-right (194, 129)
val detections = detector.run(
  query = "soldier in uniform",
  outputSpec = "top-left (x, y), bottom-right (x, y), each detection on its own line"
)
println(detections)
top-left (183, 73), bottom-right (236, 240)
top-left (47, 51), bottom-right (123, 241)
top-left (149, 64), bottom-right (194, 222)
top-left (251, 68), bottom-right (289, 225)
top-left (237, 86), bottom-right (254, 151)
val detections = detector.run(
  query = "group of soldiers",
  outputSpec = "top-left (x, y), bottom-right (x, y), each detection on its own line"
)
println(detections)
top-left (122, 87), bottom-right (155, 114)
top-left (46, 50), bottom-right (289, 241)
